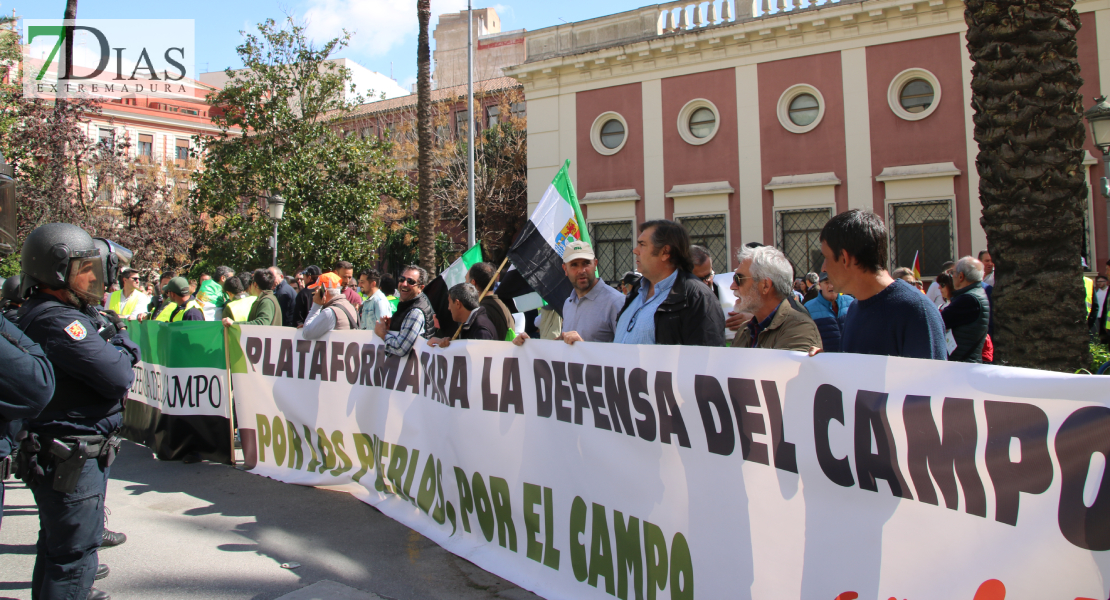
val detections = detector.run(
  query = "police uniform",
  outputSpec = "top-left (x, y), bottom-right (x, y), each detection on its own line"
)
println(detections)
top-left (17, 292), bottom-right (139, 599)
top-left (13, 223), bottom-right (139, 600)
top-left (0, 314), bottom-right (54, 527)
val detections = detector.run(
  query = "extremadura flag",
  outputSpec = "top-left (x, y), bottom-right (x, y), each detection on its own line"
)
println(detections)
top-left (507, 159), bottom-right (589, 316)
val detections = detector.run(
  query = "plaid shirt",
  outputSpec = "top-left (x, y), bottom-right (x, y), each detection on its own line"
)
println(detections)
top-left (383, 308), bottom-right (425, 357)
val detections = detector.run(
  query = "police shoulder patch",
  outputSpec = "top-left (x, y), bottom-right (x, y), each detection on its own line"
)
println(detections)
top-left (64, 319), bottom-right (87, 341)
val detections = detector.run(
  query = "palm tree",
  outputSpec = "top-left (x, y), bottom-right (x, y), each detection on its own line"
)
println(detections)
top-left (965, 0), bottom-right (1090, 371)
top-left (416, 0), bottom-right (436, 274)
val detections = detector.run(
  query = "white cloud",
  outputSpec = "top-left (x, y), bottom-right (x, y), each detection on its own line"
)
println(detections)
top-left (302, 0), bottom-right (468, 57)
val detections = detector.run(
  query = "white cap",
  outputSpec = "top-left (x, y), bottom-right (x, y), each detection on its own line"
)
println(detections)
top-left (563, 240), bottom-right (595, 263)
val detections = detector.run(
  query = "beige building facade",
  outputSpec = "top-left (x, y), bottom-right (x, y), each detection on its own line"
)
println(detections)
top-left (434, 8), bottom-right (525, 89)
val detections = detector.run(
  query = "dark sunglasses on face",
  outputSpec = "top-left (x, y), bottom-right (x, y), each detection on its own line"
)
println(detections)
top-left (733, 272), bottom-right (750, 287)
top-left (700, 270), bottom-right (714, 284)
top-left (400, 276), bottom-right (420, 286)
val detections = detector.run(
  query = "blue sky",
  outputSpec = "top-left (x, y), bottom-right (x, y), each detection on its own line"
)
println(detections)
top-left (8, 0), bottom-right (650, 90)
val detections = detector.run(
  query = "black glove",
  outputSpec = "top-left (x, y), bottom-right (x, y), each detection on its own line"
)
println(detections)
top-left (100, 309), bottom-right (125, 331)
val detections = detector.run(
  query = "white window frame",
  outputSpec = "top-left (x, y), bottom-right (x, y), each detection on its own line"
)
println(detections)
top-left (887, 67), bottom-right (942, 122)
top-left (777, 84), bottom-right (825, 134)
top-left (590, 111), bottom-right (629, 156)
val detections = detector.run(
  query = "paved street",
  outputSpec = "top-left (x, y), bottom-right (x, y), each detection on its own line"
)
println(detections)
top-left (0, 442), bottom-right (544, 600)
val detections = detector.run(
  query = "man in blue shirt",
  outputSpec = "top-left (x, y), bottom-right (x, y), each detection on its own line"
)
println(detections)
top-left (613, 220), bottom-right (725, 346)
top-left (815, 210), bottom-right (946, 360)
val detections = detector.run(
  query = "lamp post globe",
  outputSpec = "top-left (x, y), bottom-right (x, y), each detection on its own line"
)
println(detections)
top-left (268, 194), bottom-right (286, 221)
top-left (1084, 97), bottom-right (1110, 199)
top-left (267, 194), bottom-right (285, 267)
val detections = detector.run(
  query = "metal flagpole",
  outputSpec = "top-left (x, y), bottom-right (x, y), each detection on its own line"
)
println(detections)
top-left (467, 0), bottom-right (476, 249)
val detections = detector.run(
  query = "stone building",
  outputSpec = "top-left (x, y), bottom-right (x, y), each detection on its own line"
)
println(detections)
top-left (506, 0), bottom-right (1110, 283)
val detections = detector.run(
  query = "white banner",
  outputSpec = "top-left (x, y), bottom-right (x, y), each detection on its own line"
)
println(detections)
top-left (129, 362), bottom-right (229, 418)
top-left (232, 325), bottom-right (1110, 600)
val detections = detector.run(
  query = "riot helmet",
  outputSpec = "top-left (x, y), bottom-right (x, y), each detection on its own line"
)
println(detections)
top-left (2, 274), bottom-right (21, 304)
top-left (20, 223), bottom-right (105, 305)
top-left (92, 237), bottom-right (132, 291)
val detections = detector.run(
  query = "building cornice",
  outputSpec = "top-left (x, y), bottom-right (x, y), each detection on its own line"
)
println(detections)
top-left (765, 172), bottom-right (841, 190)
top-left (874, 162), bottom-right (960, 182)
top-left (506, 0), bottom-right (971, 91)
top-left (93, 108), bottom-right (238, 135)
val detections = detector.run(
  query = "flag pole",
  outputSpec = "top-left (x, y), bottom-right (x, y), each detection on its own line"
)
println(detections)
top-left (450, 255), bottom-right (508, 341)
top-left (466, 0), bottom-right (476, 249)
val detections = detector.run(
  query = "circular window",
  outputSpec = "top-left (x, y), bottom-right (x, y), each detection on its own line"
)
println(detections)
top-left (689, 107), bottom-right (716, 139)
top-left (600, 119), bottom-right (625, 149)
top-left (677, 99), bottom-right (720, 145)
top-left (788, 94), bottom-right (820, 126)
top-left (887, 68), bottom-right (942, 121)
top-left (590, 111), bottom-right (629, 155)
top-left (777, 84), bottom-right (826, 134)
top-left (899, 79), bottom-right (934, 113)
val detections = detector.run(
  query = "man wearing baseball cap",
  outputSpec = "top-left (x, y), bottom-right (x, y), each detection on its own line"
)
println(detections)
top-left (302, 272), bottom-right (358, 340)
top-left (153, 277), bottom-right (205, 322)
top-left (514, 240), bottom-right (626, 345)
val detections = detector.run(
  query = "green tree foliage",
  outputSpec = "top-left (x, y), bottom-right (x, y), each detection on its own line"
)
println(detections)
top-left (0, 25), bottom-right (196, 278)
top-left (190, 18), bottom-right (413, 274)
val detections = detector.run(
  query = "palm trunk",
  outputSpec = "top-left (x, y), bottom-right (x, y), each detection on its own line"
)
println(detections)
top-left (965, 0), bottom-right (1090, 370)
top-left (416, 0), bottom-right (435, 273)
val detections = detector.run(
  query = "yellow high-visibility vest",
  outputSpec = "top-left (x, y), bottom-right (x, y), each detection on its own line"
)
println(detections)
top-left (172, 300), bottom-right (203, 322)
top-left (1085, 276), bottom-right (1094, 315)
top-left (108, 290), bottom-right (144, 318)
top-left (154, 301), bottom-right (178, 322)
top-left (154, 300), bottom-right (203, 322)
top-left (225, 296), bottom-right (256, 322)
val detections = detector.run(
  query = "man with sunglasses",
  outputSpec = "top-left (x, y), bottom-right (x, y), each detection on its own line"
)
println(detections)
top-left (374, 265), bottom-right (435, 357)
top-left (106, 269), bottom-right (150, 321)
top-left (690, 245), bottom-right (718, 294)
top-left (613, 220), bottom-right (725, 346)
top-left (729, 245), bottom-right (822, 351)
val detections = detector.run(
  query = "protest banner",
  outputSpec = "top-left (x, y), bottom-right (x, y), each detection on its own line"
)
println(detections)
top-left (229, 324), bottom-right (1110, 600)
top-left (122, 320), bottom-right (233, 463)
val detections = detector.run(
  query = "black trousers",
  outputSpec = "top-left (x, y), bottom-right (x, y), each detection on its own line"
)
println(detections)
top-left (30, 457), bottom-right (109, 600)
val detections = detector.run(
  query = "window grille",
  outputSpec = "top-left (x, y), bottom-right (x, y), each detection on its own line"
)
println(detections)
top-left (678, 214), bottom-right (728, 270)
top-left (775, 208), bottom-right (832, 277)
top-left (588, 220), bottom-right (634, 286)
top-left (888, 200), bottom-right (954, 277)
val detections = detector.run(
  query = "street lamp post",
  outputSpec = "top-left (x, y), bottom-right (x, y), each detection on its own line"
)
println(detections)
top-left (267, 194), bottom-right (285, 268)
top-left (1084, 97), bottom-right (1110, 264)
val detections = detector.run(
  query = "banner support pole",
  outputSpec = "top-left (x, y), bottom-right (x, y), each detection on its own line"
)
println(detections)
top-left (223, 325), bottom-right (237, 466)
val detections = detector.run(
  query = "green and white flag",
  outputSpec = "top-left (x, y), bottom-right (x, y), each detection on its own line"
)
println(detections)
top-left (442, 244), bottom-right (484, 288)
top-left (122, 320), bottom-right (234, 463)
top-left (506, 160), bottom-right (589, 313)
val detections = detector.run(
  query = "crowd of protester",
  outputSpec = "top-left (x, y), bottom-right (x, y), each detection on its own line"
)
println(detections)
top-left (103, 207), bottom-right (1106, 365)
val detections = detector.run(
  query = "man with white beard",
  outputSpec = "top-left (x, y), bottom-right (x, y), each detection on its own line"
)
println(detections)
top-left (728, 245), bottom-right (822, 351)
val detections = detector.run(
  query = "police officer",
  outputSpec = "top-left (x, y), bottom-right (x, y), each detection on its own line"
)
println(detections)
top-left (15, 223), bottom-right (140, 600)
top-left (0, 310), bottom-right (54, 529)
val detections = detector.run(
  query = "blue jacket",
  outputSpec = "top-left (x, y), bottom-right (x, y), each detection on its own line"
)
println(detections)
top-left (0, 315), bottom-right (54, 459)
top-left (17, 293), bottom-right (140, 437)
top-left (804, 294), bottom-right (853, 353)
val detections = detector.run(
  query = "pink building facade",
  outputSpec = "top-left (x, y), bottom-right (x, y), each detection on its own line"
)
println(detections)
top-left (507, 0), bottom-right (1110, 283)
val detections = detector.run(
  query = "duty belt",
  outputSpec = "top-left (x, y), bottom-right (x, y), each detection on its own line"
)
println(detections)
top-left (15, 431), bottom-right (122, 493)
